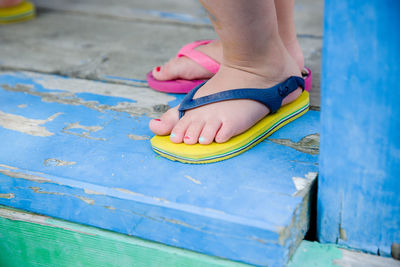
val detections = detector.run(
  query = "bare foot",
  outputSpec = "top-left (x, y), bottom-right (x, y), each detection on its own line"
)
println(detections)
top-left (151, 40), bottom-right (222, 81)
top-left (149, 49), bottom-right (302, 145)
top-left (0, 0), bottom-right (22, 8)
top-left (152, 38), bottom-right (305, 83)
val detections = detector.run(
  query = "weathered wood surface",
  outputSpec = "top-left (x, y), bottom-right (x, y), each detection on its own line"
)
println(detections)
top-left (0, 70), bottom-right (319, 266)
top-left (288, 241), bottom-right (400, 267)
top-left (1, 206), bottom-right (398, 267)
top-left (33, 0), bottom-right (323, 36)
top-left (0, 206), bottom-right (251, 267)
top-left (0, 0), bottom-right (323, 265)
top-left (0, 0), bottom-right (322, 108)
top-left (318, 1), bottom-right (400, 257)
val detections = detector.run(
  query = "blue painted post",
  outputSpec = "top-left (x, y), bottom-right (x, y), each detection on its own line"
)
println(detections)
top-left (318, 1), bottom-right (400, 256)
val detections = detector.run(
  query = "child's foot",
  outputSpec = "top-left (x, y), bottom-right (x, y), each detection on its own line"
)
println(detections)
top-left (152, 40), bottom-right (222, 81)
top-left (149, 47), bottom-right (302, 145)
top-left (151, 38), bottom-right (305, 83)
top-left (0, 0), bottom-right (22, 8)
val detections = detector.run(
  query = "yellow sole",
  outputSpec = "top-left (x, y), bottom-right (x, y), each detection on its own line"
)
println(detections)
top-left (0, 1), bottom-right (35, 24)
top-left (151, 91), bottom-right (310, 164)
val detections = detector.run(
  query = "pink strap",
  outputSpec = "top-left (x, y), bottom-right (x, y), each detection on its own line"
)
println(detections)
top-left (176, 40), bottom-right (220, 74)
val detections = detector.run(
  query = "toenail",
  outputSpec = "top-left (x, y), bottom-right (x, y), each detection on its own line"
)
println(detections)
top-left (156, 66), bottom-right (161, 72)
top-left (170, 133), bottom-right (176, 138)
top-left (199, 137), bottom-right (205, 143)
top-left (184, 135), bottom-right (191, 140)
top-left (154, 119), bottom-right (161, 121)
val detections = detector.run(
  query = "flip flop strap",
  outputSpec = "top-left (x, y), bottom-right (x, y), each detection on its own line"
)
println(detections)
top-left (177, 40), bottom-right (220, 74)
top-left (178, 76), bottom-right (304, 118)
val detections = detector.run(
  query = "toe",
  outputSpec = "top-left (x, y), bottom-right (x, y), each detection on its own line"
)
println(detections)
top-left (199, 120), bottom-right (222, 145)
top-left (215, 122), bottom-right (235, 143)
top-left (149, 108), bottom-right (179, 136)
top-left (152, 57), bottom-right (182, 81)
top-left (183, 121), bottom-right (205, 145)
top-left (152, 57), bottom-right (213, 81)
top-left (170, 117), bottom-right (191, 143)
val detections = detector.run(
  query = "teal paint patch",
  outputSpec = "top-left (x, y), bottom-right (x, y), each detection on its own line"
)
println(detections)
top-left (288, 241), bottom-right (342, 267)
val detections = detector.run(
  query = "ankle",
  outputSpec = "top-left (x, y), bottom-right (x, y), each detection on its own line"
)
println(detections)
top-left (282, 39), bottom-right (304, 71)
top-left (222, 41), bottom-right (301, 81)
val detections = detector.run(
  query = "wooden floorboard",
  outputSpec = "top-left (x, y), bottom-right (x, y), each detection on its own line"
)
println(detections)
top-left (0, 0), bottom-right (321, 108)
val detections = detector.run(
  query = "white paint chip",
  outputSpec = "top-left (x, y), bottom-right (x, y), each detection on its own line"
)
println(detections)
top-left (0, 110), bottom-right (62, 137)
top-left (184, 175), bottom-right (201, 185)
top-left (292, 172), bottom-right (318, 196)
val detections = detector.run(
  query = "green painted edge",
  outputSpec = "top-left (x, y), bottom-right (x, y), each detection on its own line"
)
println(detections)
top-left (0, 206), bottom-right (347, 267)
top-left (0, 205), bottom-right (252, 267)
top-left (287, 241), bottom-right (343, 267)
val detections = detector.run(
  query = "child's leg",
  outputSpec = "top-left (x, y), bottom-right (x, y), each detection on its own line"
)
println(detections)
top-left (150, 0), bottom-right (302, 145)
top-left (275, 0), bottom-right (304, 70)
top-left (152, 0), bottom-right (304, 82)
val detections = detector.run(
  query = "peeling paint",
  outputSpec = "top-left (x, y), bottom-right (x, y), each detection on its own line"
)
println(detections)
top-left (0, 193), bottom-right (14, 199)
top-left (44, 158), bottom-right (76, 167)
top-left (0, 109), bottom-right (62, 137)
top-left (128, 134), bottom-right (150, 140)
top-left (339, 227), bottom-right (347, 241)
top-left (161, 217), bottom-right (199, 230)
top-left (62, 122), bottom-right (106, 141)
top-left (29, 186), bottom-right (64, 195)
top-left (0, 164), bottom-right (18, 170)
top-left (114, 188), bottom-right (145, 197)
top-left (0, 208), bottom-right (96, 236)
top-left (2, 76), bottom-right (175, 118)
top-left (269, 134), bottom-right (320, 155)
top-left (250, 236), bottom-right (267, 245)
top-left (73, 195), bottom-right (95, 205)
top-left (184, 175), bottom-right (201, 185)
top-left (153, 197), bottom-right (169, 203)
top-left (292, 172), bottom-right (318, 197)
top-left (84, 189), bottom-right (104, 195)
top-left (152, 104), bottom-right (170, 113)
top-left (0, 169), bottom-right (53, 184)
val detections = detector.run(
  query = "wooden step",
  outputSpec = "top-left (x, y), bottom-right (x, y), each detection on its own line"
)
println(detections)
top-left (0, 71), bottom-right (319, 266)
top-left (2, 206), bottom-right (398, 267)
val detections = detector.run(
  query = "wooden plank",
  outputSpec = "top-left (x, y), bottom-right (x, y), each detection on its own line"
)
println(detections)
top-left (288, 241), bottom-right (400, 267)
top-left (35, 0), bottom-right (211, 27)
top-left (0, 71), bottom-right (319, 266)
top-left (0, 206), bottom-right (250, 267)
top-left (2, 206), bottom-right (398, 267)
top-left (0, 3), bottom-right (321, 108)
top-left (33, 0), bottom-right (323, 37)
top-left (335, 249), bottom-right (400, 267)
top-left (318, 0), bottom-right (400, 256)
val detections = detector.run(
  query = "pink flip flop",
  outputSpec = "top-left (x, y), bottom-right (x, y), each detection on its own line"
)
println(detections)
top-left (147, 40), bottom-right (312, 94)
top-left (147, 40), bottom-right (219, 94)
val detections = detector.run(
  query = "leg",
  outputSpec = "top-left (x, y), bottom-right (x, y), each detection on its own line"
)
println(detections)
top-left (151, 0), bottom-right (304, 82)
top-left (275, 0), bottom-right (304, 70)
top-left (150, 0), bottom-right (302, 144)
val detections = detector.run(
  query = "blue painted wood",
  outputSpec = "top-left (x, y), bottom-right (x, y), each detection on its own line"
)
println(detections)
top-left (318, 1), bottom-right (400, 256)
top-left (0, 71), bottom-right (319, 266)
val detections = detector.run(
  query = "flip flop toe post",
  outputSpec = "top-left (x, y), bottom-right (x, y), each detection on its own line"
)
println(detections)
top-left (151, 76), bottom-right (310, 164)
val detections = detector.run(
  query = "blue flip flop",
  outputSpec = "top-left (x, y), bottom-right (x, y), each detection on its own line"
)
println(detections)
top-left (151, 76), bottom-right (309, 164)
